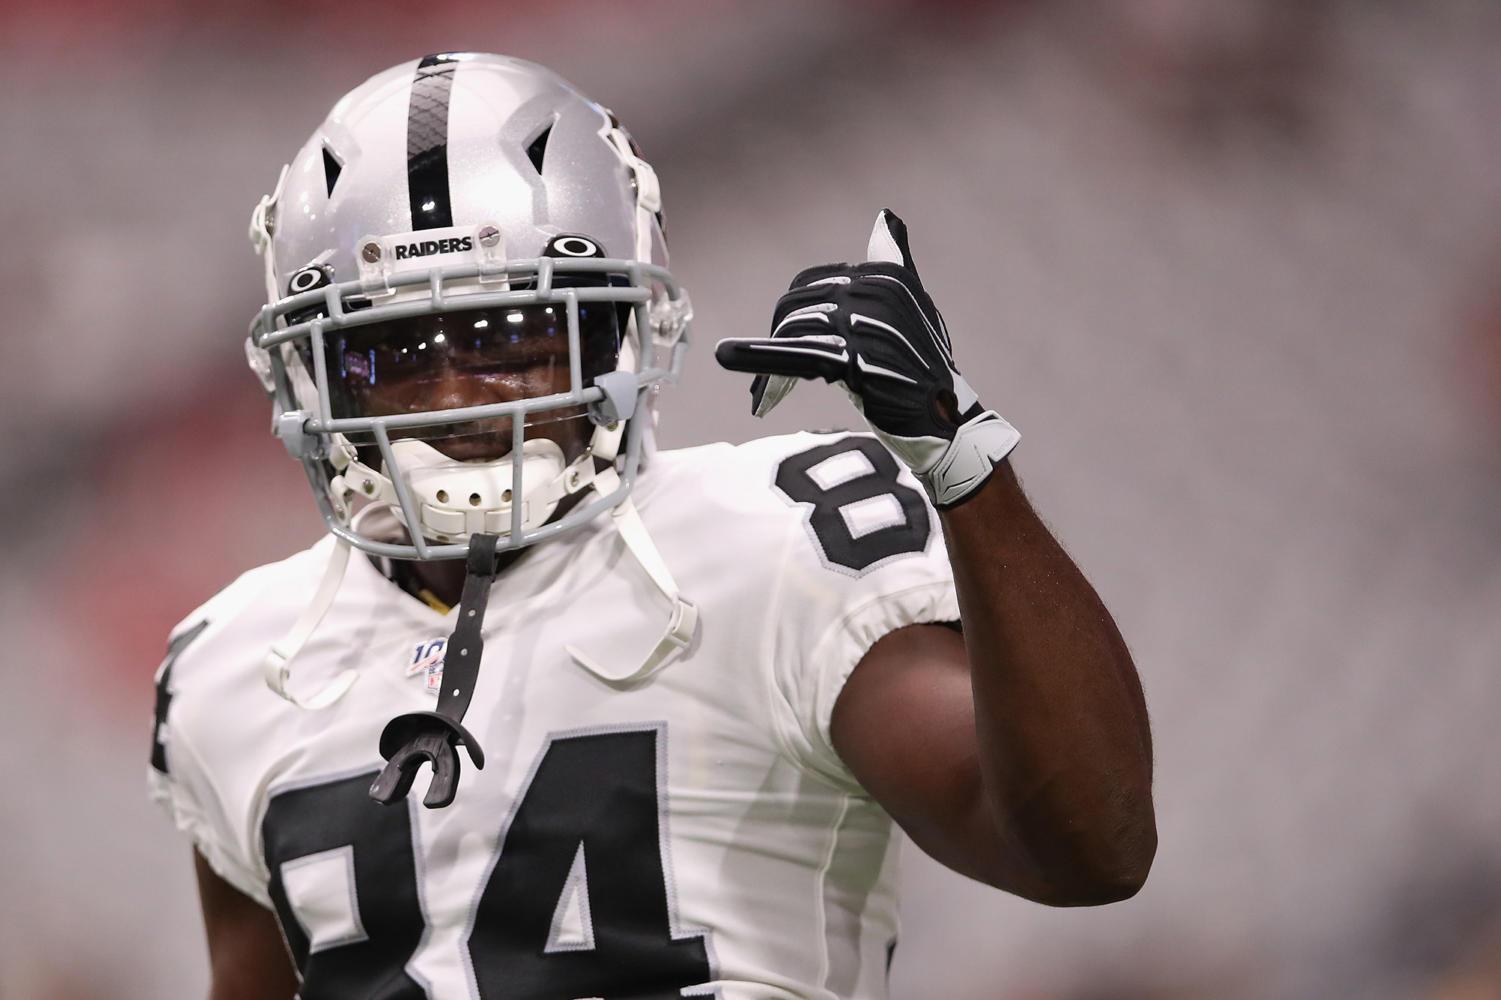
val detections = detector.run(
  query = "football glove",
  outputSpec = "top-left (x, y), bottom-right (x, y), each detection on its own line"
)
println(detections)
top-left (715, 209), bottom-right (1020, 508)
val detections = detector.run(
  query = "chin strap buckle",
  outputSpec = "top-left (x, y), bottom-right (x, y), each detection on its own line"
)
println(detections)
top-left (370, 534), bottom-right (500, 808)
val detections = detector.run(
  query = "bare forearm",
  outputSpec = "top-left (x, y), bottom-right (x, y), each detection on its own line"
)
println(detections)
top-left (942, 459), bottom-right (1155, 901)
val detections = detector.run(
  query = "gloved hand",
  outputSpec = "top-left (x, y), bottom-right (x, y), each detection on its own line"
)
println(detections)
top-left (715, 209), bottom-right (1020, 508)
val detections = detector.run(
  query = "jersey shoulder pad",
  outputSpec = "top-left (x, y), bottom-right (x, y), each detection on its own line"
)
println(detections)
top-left (730, 431), bottom-right (945, 575)
top-left (157, 535), bottom-right (339, 691)
top-left (146, 536), bottom-right (338, 904)
top-left (656, 433), bottom-right (959, 789)
top-left (649, 430), bottom-right (949, 578)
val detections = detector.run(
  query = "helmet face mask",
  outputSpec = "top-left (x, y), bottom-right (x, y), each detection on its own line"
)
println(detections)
top-left (321, 298), bottom-right (620, 448)
top-left (246, 54), bottom-right (691, 560)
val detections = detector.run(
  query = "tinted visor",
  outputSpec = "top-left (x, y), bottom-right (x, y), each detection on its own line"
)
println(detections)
top-left (323, 302), bottom-right (621, 447)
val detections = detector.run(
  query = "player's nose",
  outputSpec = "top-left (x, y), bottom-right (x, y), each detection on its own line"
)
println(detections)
top-left (420, 361), bottom-right (517, 413)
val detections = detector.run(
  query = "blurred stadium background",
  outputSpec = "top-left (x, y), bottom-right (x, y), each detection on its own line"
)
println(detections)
top-left (3, 1), bottom-right (1500, 997)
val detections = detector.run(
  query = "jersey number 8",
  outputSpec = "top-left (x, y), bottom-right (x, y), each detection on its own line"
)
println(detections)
top-left (776, 436), bottom-right (933, 574)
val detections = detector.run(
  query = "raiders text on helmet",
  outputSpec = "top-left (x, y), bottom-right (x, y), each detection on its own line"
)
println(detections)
top-left (246, 52), bottom-right (690, 563)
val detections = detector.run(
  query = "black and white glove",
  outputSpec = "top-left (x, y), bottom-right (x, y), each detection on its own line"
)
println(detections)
top-left (715, 209), bottom-right (1020, 508)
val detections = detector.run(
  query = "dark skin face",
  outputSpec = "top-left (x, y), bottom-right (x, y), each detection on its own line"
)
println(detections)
top-left (337, 310), bottom-right (597, 606)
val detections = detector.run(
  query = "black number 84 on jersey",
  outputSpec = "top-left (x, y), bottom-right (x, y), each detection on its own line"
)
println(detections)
top-left (262, 726), bottom-right (711, 999)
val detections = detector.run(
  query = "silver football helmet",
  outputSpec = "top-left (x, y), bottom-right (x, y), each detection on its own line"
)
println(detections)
top-left (247, 52), bottom-right (690, 562)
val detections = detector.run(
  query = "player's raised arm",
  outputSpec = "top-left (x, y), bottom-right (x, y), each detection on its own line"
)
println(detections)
top-left (940, 455), bottom-right (1155, 901)
top-left (718, 210), bottom-right (1156, 905)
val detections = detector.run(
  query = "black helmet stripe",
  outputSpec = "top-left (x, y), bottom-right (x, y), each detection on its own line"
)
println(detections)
top-left (406, 53), bottom-right (459, 230)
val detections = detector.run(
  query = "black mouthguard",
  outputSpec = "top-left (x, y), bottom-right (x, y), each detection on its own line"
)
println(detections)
top-left (370, 533), bottom-right (501, 808)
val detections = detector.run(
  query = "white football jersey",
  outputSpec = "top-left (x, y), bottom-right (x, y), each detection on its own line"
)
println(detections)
top-left (149, 432), bottom-right (960, 1000)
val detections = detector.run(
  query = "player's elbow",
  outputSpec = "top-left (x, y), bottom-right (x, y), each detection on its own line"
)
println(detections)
top-left (1032, 826), bottom-right (1157, 907)
top-left (1039, 864), bottom-right (1151, 907)
top-left (969, 813), bottom-right (1157, 906)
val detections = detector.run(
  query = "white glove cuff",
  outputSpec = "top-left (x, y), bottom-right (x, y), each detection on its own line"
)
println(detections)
top-left (924, 410), bottom-right (1021, 508)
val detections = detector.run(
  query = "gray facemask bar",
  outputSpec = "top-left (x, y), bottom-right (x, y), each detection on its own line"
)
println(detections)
top-left (250, 255), bottom-right (688, 561)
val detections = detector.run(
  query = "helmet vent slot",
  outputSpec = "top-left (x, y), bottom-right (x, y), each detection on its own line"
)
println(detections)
top-left (525, 123), bottom-right (553, 175)
top-left (322, 145), bottom-right (344, 198)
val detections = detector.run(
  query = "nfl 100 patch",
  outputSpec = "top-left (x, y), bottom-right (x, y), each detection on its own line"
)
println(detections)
top-left (406, 638), bottom-right (447, 696)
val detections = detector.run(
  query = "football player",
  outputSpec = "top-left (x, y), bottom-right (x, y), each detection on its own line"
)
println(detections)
top-left (149, 53), bottom-right (1154, 999)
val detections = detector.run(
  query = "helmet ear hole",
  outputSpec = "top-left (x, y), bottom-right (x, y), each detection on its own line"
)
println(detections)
top-left (321, 145), bottom-right (343, 197)
top-left (524, 122), bottom-right (553, 175)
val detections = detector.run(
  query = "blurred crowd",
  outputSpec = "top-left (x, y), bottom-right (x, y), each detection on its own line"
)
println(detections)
top-left (2, 1), bottom-right (1499, 997)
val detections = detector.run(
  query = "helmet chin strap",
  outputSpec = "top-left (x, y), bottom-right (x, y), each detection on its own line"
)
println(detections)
top-left (568, 331), bottom-right (699, 686)
top-left (263, 433), bottom-right (595, 712)
top-left (261, 498), bottom-right (408, 710)
top-left (564, 466), bottom-right (698, 686)
top-left (262, 534), bottom-right (357, 710)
